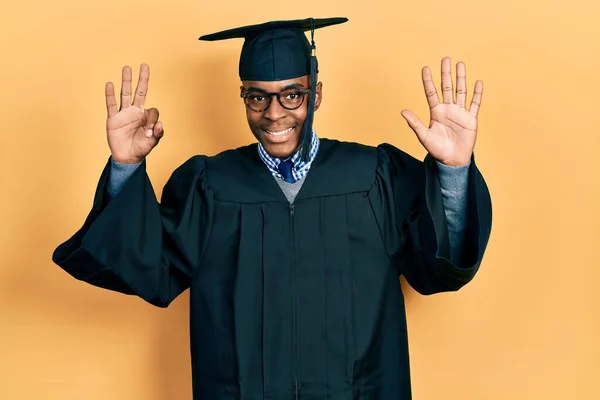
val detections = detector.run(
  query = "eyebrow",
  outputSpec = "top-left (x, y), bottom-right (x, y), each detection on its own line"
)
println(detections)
top-left (244, 83), bottom-right (306, 92)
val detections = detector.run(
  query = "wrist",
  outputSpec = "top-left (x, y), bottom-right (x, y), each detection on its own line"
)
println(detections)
top-left (435, 153), bottom-right (472, 167)
top-left (111, 155), bottom-right (144, 165)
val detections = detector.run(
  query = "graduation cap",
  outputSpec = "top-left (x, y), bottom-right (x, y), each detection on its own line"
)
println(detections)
top-left (199, 17), bottom-right (349, 161)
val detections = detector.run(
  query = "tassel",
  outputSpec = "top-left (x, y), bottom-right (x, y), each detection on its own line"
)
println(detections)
top-left (301, 19), bottom-right (318, 161)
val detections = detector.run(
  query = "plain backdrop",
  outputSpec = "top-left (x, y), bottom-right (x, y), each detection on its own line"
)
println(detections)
top-left (1, 0), bottom-right (599, 399)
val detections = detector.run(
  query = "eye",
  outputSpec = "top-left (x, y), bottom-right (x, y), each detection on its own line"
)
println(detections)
top-left (283, 90), bottom-right (304, 100)
top-left (251, 95), bottom-right (267, 102)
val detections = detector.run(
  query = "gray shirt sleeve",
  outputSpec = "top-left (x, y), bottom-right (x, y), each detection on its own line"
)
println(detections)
top-left (435, 160), bottom-right (470, 264)
top-left (107, 157), bottom-right (142, 199)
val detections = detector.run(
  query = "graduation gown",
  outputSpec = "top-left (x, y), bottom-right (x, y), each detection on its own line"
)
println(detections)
top-left (53, 138), bottom-right (492, 399)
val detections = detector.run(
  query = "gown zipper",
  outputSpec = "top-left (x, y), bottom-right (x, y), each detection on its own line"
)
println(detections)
top-left (289, 203), bottom-right (299, 400)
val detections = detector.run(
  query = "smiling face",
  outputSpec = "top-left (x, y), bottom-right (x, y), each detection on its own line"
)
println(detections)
top-left (241, 75), bottom-right (322, 159)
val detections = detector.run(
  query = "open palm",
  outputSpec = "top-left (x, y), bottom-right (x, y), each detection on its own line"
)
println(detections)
top-left (401, 57), bottom-right (483, 167)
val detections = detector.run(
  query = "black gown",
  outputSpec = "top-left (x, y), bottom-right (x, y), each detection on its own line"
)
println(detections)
top-left (53, 138), bottom-right (492, 399)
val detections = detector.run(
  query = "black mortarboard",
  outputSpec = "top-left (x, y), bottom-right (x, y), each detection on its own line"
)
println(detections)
top-left (199, 17), bottom-right (348, 161)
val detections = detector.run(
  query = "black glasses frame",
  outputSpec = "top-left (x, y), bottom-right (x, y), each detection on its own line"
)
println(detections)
top-left (240, 86), bottom-right (310, 112)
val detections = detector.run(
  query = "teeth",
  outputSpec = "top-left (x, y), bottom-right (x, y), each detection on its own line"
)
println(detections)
top-left (265, 127), bottom-right (293, 136)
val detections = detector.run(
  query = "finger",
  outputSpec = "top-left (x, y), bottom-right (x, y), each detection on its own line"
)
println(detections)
top-left (421, 66), bottom-right (440, 109)
top-left (133, 64), bottom-right (150, 108)
top-left (120, 66), bottom-right (132, 109)
top-left (469, 80), bottom-right (484, 118)
top-left (144, 108), bottom-right (160, 137)
top-left (401, 110), bottom-right (428, 143)
top-left (153, 121), bottom-right (165, 139)
top-left (146, 121), bottom-right (164, 150)
top-left (105, 82), bottom-right (118, 117)
top-left (456, 62), bottom-right (467, 108)
top-left (441, 56), bottom-right (453, 104)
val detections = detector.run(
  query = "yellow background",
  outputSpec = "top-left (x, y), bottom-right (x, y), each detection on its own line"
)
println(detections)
top-left (1, 0), bottom-right (599, 399)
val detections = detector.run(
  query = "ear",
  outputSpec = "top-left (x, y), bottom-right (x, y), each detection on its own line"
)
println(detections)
top-left (240, 85), bottom-right (248, 108)
top-left (314, 81), bottom-right (323, 112)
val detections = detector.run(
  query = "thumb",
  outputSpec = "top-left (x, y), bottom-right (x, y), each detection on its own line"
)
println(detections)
top-left (401, 109), bottom-right (428, 143)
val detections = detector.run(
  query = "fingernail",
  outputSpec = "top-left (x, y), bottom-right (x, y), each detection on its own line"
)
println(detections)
top-left (146, 129), bottom-right (152, 137)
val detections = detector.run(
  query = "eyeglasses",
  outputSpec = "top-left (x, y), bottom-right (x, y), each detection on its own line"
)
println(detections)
top-left (241, 86), bottom-right (310, 112)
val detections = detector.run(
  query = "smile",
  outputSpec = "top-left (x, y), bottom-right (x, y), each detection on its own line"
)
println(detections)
top-left (264, 126), bottom-right (294, 136)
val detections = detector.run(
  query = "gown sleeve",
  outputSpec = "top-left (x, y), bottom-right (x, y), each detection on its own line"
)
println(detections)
top-left (370, 144), bottom-right (492, 295)
top-left (52, 155), bottom-right (213, 307)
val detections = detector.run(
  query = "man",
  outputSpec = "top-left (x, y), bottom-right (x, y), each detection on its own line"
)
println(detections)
top-left (53, 17), bottom-right (491, 399)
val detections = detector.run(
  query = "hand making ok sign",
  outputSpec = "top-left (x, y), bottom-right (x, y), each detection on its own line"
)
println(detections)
top-left (105, 64), bottom-right (164, 164)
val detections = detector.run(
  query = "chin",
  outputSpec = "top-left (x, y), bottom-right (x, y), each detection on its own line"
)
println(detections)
top-left (261, 142), bottom-right (298, 159)
top-left (255, 129), bottom-right (300, 159)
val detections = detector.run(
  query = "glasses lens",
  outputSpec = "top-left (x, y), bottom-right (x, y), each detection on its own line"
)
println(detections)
top-left (245, 91), bottom-right (271, 112)
top-left (280, 88), bottom-right (306, 110)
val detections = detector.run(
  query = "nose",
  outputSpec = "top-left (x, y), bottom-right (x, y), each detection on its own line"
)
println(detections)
top-left (263, 94), bottom-right (287, 121)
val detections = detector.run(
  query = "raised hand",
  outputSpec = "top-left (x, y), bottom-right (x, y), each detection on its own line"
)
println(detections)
top-left (401, 57), bottom-right (483, 167)
top-left (105, 64), bottom-right (164, 164)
